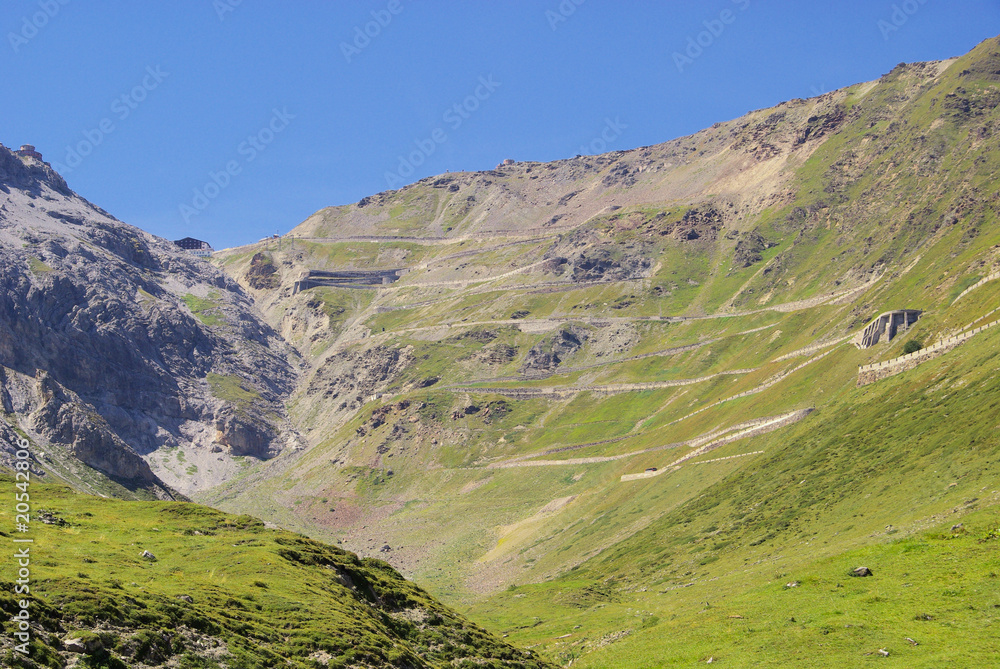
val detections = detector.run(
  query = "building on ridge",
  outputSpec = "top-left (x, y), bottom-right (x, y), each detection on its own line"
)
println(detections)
top-left (173, 237), bottom-right (214, 257)
top-left (16, 145), bottom-right (43, 161)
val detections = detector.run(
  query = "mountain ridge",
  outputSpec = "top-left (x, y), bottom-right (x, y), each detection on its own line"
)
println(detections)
top-left (2, 35), bottom-right (999, 668)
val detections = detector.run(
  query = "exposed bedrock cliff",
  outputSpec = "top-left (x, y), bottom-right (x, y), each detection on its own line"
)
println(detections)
top-left (0, 143), bottom-right (300, 494)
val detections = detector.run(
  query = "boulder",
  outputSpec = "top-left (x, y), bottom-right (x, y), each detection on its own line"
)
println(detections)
top-left (64, 635), bottom-right (102, 654)
top-left (63, 638), bottom-right (87, 653)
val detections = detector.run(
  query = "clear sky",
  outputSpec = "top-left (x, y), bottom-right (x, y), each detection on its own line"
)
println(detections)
top-left (3, 1), bottom-right (997, 249)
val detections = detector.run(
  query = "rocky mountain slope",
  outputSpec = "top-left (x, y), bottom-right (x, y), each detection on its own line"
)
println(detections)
top-left (0, 145), bottom-right (299, 498)
top-left (199, 36), bottom-right (1000, 666)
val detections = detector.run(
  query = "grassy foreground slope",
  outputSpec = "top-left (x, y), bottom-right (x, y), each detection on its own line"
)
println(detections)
top-left (0, 475), bottom-right (553, 669)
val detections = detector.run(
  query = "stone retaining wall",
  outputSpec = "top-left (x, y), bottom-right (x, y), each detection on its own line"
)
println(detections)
top-left (857, 318), bottom-right (1000, 386)
top-left (953, 270), bottom-right (1000, 303)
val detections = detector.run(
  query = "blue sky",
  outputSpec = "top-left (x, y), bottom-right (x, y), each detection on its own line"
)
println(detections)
top-left (3, 1), bottom-right (997, 249)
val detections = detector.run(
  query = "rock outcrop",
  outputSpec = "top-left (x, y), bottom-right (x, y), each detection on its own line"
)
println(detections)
top-left (302, 345), bottom-right (414, 425)
top-left (520, 326), bottom-right (589, 375)
top-left (0, 143), bottom-right (299, 495)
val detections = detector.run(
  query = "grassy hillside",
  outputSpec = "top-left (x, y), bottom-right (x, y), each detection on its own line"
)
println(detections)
top-left (0, 475), bottom-right (553, 668)
top-left (197, 37), bottom-right (1000, 666)
top-left (469, 322), bottom-right (1000, 666)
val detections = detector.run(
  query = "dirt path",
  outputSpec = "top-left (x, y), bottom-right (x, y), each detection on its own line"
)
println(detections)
top-left (376, 258), bottom-right (555, 292)
top-left (446, 339), bottom-right (719, 387)
top-left (456, 368), bottom-right (757, 399)
top-left (413, 237), bottom-right (554, 270)
top-left (482, 409), bottom-right (810, 471)
top-left (451, 336), bottom-right (844, 401)
top-left (293, 229), bottom-right (565, 244)
top-left (772, 334), bottom-right (853, 361)
top-left (665, 344), bottom-right (842, 425)
top-left (465, 343), bottom-right (837, 472)
top-left (378, 274), bottom-right (879, 334)
top-left (620, 408), bottom-right (812, 480)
